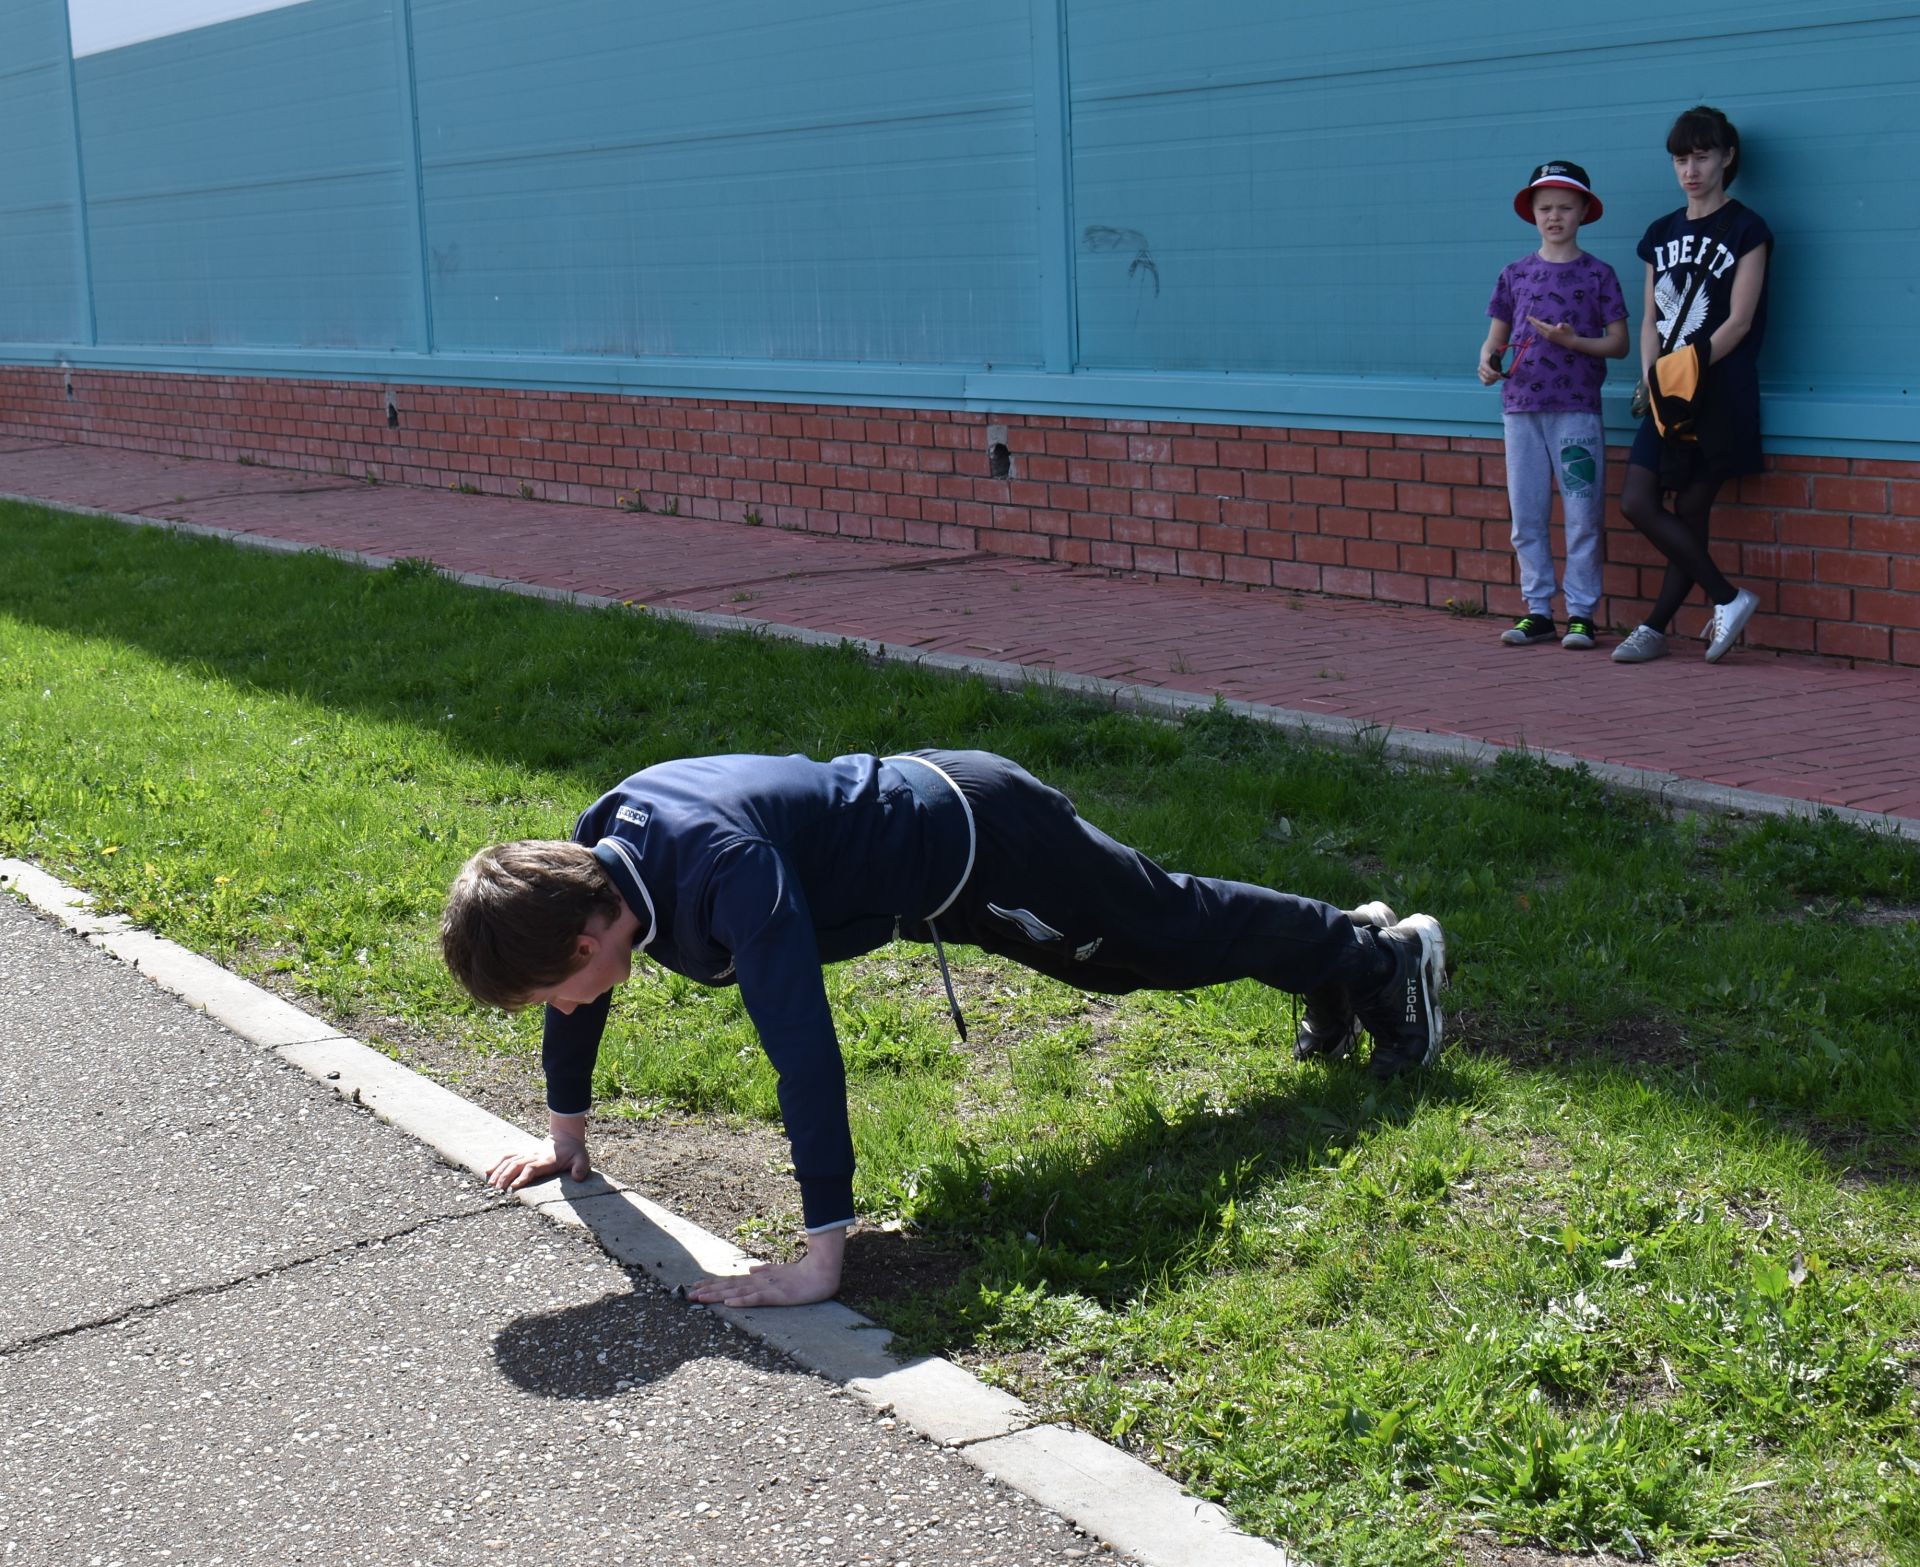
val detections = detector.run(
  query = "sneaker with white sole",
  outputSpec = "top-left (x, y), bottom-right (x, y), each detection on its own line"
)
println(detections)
top-left (1293, 901), bottom-right (1397, 1063)
top-left (1354, 913), bottom-right (1448, 1080)
top-left (1610, 624), bottom-right (1669, 664)
top-left (1500, 614), bottom-right (1557, 646)
top-left (1561, 617), bottom-right (1599, 650)
top-left (1704, 587), bottom-right (1759, 663)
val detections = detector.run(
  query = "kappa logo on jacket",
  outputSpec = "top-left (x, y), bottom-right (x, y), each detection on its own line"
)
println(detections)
top-left (615, 804), bottom-right (650, 829)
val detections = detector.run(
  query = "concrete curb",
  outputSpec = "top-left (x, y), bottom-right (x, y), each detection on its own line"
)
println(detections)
top-left (12, 491), bottom-right (1915, 843)
top-left (1, 855), bottom-right (1295, 1567)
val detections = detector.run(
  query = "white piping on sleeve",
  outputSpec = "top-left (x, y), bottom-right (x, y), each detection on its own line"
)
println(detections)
top-left (594, 836), bottom-right (658, 950)
top-left (883, 753), bottom-right (975, 919)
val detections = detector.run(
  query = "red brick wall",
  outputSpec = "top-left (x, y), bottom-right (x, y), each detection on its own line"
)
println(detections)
top-left (4, 365), bottom-right (1917, 666)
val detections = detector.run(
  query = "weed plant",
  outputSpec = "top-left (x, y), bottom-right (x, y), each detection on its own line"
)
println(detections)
top-left (2, 504), bottom-right (1916, 1565)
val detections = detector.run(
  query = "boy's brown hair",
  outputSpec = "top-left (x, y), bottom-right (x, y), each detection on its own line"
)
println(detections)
top-left (440, 840), bottom-right (620, 1009)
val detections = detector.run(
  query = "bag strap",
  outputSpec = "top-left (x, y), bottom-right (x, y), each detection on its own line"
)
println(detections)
top-left (1657, 200), bottom-right (1742, 356)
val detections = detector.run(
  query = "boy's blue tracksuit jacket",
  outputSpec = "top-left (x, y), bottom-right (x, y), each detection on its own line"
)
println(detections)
top-left (543, 752), bottom-right (973, 1232)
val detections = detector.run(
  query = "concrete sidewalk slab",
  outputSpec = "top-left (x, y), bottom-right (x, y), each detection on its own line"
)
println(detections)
top-left (521, 1185), bottom-right (1034, 1446)
top-left (2, 861), bottom-right (1290, 1564)
top-left (0, 896), bottom-right (495, 1347)
top-left (3, 1201), bottom-right (1104, 1567)
top-left (276, 1033), bottom-right (546, 1176)
top-left (0, 880), bottom-right (1151, 1567)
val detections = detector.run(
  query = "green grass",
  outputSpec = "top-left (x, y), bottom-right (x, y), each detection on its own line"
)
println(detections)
top-left (4, 501), bottom-right (1917, 1566)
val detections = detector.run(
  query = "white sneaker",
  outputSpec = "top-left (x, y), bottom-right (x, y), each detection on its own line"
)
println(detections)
top-left (1704, 588), bottom-right (1759, 663)
top-left (1611, 625), bottom-right (1669, 664)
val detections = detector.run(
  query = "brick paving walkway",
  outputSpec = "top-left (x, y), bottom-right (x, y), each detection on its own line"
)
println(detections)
top-left (5, 437), bottom-right (1917, 825)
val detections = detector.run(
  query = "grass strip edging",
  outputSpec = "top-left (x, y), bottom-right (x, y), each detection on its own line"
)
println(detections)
top-left (7, 489), bottom-right (1912, 845)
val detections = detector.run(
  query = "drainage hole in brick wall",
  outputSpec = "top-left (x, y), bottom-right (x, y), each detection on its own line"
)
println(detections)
top-left (988, 441), bottom-right (1011, 479)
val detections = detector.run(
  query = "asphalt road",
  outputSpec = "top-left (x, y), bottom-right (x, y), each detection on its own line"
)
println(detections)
top-left (0, 893), bottom-right (1122, 1566)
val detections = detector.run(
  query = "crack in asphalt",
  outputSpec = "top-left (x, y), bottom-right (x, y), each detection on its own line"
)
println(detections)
top-left (0, 1198), bottom-right (512, 1359)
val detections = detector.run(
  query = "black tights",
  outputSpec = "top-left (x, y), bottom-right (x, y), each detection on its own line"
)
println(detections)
top-left (1620, 463), bottom-right (1733, 633)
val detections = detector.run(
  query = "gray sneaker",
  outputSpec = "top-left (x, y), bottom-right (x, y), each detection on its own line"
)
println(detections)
top-left (1704, 587), bottom-right (1759, 663)
top-left (1293, 901), bottom-right (1397, 1063)
top-left (1611, 624), bottom-right (1669, 664)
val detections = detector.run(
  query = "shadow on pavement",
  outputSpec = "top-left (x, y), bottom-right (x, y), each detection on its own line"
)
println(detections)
top-left (491, 1281), bottom-right (759, 1400)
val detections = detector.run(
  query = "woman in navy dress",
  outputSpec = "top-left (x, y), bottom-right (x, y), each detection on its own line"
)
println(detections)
top-left (1613, 106), bottom-right (1773, 666)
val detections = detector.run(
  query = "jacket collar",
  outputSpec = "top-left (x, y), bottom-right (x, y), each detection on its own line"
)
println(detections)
top-left (590, 837), bottom-right (658, 950)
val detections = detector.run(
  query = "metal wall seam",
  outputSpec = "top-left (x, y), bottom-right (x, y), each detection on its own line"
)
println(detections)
top-left (58, 0), bottom-right (97, 347)
top-left (390, 0), bottom-right (435, 354)
top-left (1029, 0), bottom-right (1077, 375)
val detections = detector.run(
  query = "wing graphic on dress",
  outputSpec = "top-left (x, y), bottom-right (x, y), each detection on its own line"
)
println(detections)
top-left (1655, 270), bottom-right (1712, 348)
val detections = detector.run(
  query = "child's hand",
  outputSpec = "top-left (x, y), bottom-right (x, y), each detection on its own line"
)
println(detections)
top-left (486, 1114), bottom-right (591, 1190)
top-left (1525, 315), bottom-right (1577, 348)
top-left (1477, 353), bottom-right (1503, 386)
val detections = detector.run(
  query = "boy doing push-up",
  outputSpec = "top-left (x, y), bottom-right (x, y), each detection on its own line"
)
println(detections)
top-left (440, 749), bottom-right (1448, 1307)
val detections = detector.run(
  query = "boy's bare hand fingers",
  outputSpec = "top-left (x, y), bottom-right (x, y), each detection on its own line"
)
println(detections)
top-left (683, 1259), bottom-right (835, 1309)
top-left (486, 1153), bottom-right (552, 1190)
top-left (684, 1272), bottom-right (763, 1306)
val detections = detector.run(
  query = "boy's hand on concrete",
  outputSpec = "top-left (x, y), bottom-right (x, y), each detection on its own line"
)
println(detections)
top-left (485, 1112), bottom-right (591, 1190)
top-left (685, 1226), bottom-right (846, 1308)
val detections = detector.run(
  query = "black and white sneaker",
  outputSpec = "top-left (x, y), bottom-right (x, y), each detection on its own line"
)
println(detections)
top-left (1500, 614), bottom-right (1557, 646)
top-left (1354, 914), bottom-right (1448, 1080)
top-left (1293, 901), bottom-right (1396, 1063)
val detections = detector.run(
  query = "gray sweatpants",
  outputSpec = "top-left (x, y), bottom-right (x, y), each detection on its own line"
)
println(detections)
top-left (1502, 410), bottom-right (1605, 619)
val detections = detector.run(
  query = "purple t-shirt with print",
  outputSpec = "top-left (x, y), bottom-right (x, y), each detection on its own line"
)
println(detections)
top-left (1486, 252), bottom-right (1628, 414)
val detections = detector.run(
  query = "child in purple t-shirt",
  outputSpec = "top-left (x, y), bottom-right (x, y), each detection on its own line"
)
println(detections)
top-left (1478, 161), bottom-right (1629, 649)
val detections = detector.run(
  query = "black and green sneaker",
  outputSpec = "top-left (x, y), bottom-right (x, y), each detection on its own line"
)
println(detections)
top-left (1500, 614), bottom-right (1557, 646)
top-left (1561, 617), bottom-right (1599, 650)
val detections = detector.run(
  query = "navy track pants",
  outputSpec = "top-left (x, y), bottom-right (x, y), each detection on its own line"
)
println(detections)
top-left (907, 750), bottom-right (1373, 998)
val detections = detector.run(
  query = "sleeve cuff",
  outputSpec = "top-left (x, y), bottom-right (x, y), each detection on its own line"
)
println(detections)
top-left (798, 1175), bottom-right (856, 1233)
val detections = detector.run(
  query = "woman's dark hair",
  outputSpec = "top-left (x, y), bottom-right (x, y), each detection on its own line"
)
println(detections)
top-left (1666, 105), bottom-right (1741, 188)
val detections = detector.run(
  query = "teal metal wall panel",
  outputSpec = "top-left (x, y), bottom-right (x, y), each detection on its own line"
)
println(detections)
top-left (1721, 15), bottom-right (1919, 395)
top-left (2, 1), bottom-right (1914, 449)
top-left (75, 0), bottom-right (417, 348)
top-left (410, 0), bottom-right (1042, 364)
top-left (1066, 0), bottom-right (1918, 395)
top-left (0, 4), bottom-right (84, 342)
